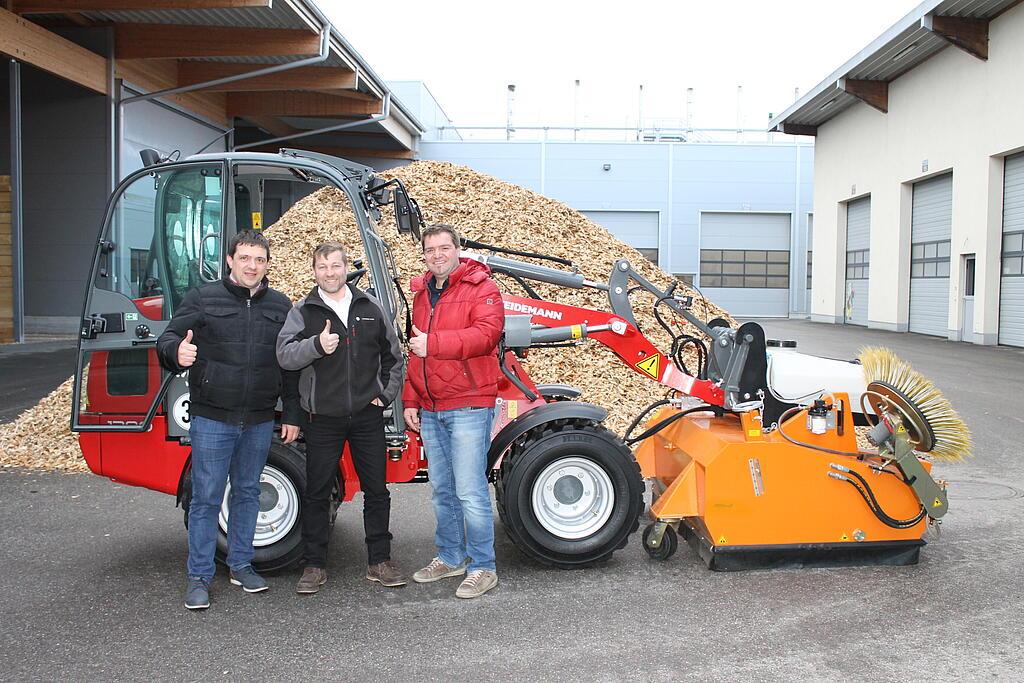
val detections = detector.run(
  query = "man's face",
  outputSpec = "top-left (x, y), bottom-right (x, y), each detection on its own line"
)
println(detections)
top-left (423, 232), bottom-right (459, 282)
top-left (226, 243), bottom-right (269, 289)
top-left (314, 250), bottom-right (348, 294)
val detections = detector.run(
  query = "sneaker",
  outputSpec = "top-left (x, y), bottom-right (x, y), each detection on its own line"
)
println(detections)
top-left (455, 570), bottom-right (498, 599)
top-left (296, 567), bottom-right (328, 594)
top-left (366, 560), bottom-right (408, 587)
top-left (412, 557), bottom-right (468, 584)
top-left (229, 566), bottom-right (269, 593)
top-left (185, 577), bottom-right (210, 610)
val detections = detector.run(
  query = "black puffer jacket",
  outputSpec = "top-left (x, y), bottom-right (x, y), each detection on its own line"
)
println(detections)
top-left (157, 277), bottom-right (300, 426)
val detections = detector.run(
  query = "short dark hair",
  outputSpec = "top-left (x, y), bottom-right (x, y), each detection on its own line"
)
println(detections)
top-left (420, 223), bottom-right (461, 251)
top-left (312, 241), bottom-right (348, 268)
top-left (229, 229), bottom-right (270, 260)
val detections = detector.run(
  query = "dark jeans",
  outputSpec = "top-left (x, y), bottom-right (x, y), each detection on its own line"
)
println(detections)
top-left (302, 404), bottom-right (392, 567)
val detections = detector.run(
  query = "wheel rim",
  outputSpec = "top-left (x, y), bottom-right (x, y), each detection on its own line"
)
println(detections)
top-left (220, 464), bottom-right (300, 547)
top-left (530, 456), bottom-right (615, 539)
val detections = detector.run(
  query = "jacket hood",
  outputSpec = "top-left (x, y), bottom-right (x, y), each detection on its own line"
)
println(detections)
top-left (411, 257), bottom-right (492, 293)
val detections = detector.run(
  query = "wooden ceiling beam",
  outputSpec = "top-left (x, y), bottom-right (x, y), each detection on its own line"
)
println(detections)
top-left (921, 14), bottom-right (989, 61)
top-left (837, 78), bottom-right (888, 114)
top-left (13, 0), bottom-right (271, 11)
top-left (115, 23), bottom-right (320, 59)
top-left (178, 61), bottom-right (356, 92)
top-left (243, 116), bottom-right (301, 139)
top-left (0, 6), bottom-right (107, 93)
top-left (227, 91), bottom-right (380, 117)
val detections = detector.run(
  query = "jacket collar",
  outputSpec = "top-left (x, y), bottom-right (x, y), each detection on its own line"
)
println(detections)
top-left (411, 257), bottom-right (492, 293)
top-left (222, 275), bottom-right (268, 300)
top-left (303, 283), bottom-right (367, 310)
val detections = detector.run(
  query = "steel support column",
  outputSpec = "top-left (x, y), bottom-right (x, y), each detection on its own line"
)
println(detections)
top-left (9, 59), bottom-right (24, 342)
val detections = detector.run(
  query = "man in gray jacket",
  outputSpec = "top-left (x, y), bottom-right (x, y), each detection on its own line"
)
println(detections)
top-left (276, 242), bottom-right (405, 593)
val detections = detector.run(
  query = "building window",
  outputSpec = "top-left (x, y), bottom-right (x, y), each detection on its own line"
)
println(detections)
top-left (846, 249), bottom-right (869, 280)
top-left (636, 248), bottom-right (658, 265)
top-left (673, 273), bottom-right (694, 286)
top-left (807, 250), bottom-right (812, 290)
top-left (1003, 231), bottom-right (1024, 277)
top-left (700, 249), bottom-right (790, 288)
top-left (911, 240), bottom-right (951, 278)
top-left (129, 248), bottom-right (150, 297)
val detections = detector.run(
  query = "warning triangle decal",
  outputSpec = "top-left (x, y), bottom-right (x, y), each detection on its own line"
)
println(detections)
top-left (637, 354), bottom-right (661, 379)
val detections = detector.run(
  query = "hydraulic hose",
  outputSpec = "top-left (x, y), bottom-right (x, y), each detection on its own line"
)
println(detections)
top-left (624, 403), bottom-right (724, 446)
top-left (829, 468), bottom-right (927, 529)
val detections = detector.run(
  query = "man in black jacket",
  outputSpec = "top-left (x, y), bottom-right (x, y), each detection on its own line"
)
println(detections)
top-left (157, 229), bottom-right (300, 611)
top-left (276, 241), bottom-right (405, 593)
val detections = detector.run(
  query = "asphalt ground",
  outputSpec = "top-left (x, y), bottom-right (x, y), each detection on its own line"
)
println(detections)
top-left (0, 340), bottom-right (76, 424)
top-left (1, 320), bottom-right (1022, 681)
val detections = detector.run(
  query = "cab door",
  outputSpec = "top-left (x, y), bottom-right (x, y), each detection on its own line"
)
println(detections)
top-left (72, 162), bottom-right (227, 434)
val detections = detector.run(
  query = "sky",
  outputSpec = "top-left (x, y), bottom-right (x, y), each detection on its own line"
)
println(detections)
top-left (323, 0), bottom-right (926, 133)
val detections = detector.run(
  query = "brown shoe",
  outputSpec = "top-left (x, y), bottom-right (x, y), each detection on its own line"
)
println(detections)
top-left (366, 560), bottom-right (408, 587)
top-left (296, 567), bottom-right (328, 594)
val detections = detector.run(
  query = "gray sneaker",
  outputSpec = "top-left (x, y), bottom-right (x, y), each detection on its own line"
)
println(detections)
top-left (229, 566), bottom-right (269, 593)
top-left (455, 570), bottom-right (498, 599)
top-left (412, 557), bottom-right (468, 584)
top-left (185, 577), bottom-right (210, 610)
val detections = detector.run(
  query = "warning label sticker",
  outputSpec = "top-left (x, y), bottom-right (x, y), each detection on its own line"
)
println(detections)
top-left (933, 497), bottom-right (944, 507)
top-left (252, 212), bottom-right (263, 230)
top-left (840, 533), bottom-right (849, 541)
top-left (636, 354), bottom-right (661, 379)
top-left (717, 535), bottom-right (727, 545)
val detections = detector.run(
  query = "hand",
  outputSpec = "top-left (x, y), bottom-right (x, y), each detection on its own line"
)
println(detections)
top-left (371, 397), bottom-right (384, 407)
top-left (280, 424), bottom-right (299, 444)
top-left (409, 325), bottom-right (427, 358)
top-left (319, 319), bottom-right (340, 355)
top-left (177, 329), bottom-right (197, 367)
top-left (403, 408), bottom-right (420, 432)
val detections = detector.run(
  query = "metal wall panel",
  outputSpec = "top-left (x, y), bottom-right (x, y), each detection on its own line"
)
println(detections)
top-left (700, 212), bottom-right (791, 317)
top-left (999, 152), bottom-right (1024, 346)
top-left (909, 173), bottom-right (952, 336)
top-left (844, 196), bottom-right (870, 326)
top-left (582, 211), bottom-right (659, 249)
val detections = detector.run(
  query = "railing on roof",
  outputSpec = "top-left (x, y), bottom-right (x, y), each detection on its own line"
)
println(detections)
top-left (431, 125), bottom-right (812, 144)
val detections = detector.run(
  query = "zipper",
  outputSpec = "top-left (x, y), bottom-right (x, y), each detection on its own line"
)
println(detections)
top-left (240, 298), bottom-right (253, 426)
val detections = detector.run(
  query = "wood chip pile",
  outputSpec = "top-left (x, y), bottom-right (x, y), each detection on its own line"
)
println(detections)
top-left (0, 160), bottom-right (732, 471)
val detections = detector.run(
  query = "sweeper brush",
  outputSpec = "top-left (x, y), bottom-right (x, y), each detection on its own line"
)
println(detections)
top-left (857, 346), bottom-right (971, 462)
top-left (635, 336), bottom-right (968, 571)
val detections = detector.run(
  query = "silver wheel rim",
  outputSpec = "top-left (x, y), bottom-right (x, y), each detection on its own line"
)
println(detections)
top-left (220, 464), bottom-right (300, 548)
top-left (531, 456), bottom-right (615, 539)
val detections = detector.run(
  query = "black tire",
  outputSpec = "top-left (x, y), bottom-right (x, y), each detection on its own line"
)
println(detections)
top-left (183, 439), bottom-right (307, 574)
top-left (496, 420), bottom-right (644, 568)
top-left (642, 523), bottom-right (678, 561)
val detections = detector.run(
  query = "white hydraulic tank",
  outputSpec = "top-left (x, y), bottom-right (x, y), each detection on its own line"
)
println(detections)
top-left (765, 348), bottom-right (872, 415)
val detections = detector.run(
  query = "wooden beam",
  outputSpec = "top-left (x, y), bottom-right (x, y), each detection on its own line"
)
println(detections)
top-left (248, 144), bottom-right (416, 160)
top-left (377, 115), bottom-right (415, 150)
top-left (776, 123), bottom-right (817, 137)
top-left (0, 6), bottom-right (107, 93)
top-left (13, 0), bottom-right (270, 11)
top-left (227, 91), bottom-right (380, 117)
top-left (837, 78), bottom-right (888, 113)
top-left (117, 58), bottom-right (228, 125)
top-left (178, 62), bottom-right (356, 92)
top-left (115, 23), bottom-right (320, 59)
top-left (921, 14), bottom-right (988, 61)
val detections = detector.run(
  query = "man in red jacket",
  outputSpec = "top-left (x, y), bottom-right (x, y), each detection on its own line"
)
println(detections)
top-left (402, 224), bottom-right (504, 598)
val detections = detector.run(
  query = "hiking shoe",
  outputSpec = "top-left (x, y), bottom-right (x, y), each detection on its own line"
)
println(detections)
top-left (185, 577), bottom-right (210, 610)
top-left (296, 567), bottom-right (328, 594)
top-left (366, 560), bottom-right (408, 587)
top-left (229, 566), bottom-right (269, 593)
top-left (455, 570), bottom-right (498, 599)
top-left (412, 557), bottom-right (468, 584)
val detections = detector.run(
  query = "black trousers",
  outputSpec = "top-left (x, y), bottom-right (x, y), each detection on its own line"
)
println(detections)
top-left (301, 404), bottom-right (392, 567)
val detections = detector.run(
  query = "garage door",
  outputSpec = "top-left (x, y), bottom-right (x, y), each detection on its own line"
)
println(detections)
top-left (844, 197), bottom-right (870, 326)
top-left (699, 212), bottom-right (791, 317)
top-left (999, 152), bottom-right (1024, 347)
top-left (909, 174), bottom-right (952, 337)
top-left (582, 211), bottom-right (659, 265)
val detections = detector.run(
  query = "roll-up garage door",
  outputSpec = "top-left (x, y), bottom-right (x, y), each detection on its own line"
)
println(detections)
top-left (844, 197), bottom-right (870, 326)
top-left (699, 212), bottom-right (791, 317)
top-left (909, 174), bottom-right (952, 337)
top-left (582, 211), bottom-right (659, 265)
top-left (999, 153), bottom-right (1024, 347)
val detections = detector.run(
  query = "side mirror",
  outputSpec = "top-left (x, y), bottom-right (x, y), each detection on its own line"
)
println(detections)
top-left (393, 183), bottom-right (422, 242)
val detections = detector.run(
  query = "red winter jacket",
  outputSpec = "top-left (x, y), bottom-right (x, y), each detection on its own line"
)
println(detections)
top-left (402, 258), bottom-right (504, 412)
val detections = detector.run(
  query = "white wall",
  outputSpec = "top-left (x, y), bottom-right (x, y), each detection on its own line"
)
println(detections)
top-left (811, 2), bottom-right (1024, 343)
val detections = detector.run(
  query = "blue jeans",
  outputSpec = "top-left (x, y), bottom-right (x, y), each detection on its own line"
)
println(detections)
top-left (420, 407), bottom-right (496, 573)
top-left (187, 415), bottom-right (274, 579)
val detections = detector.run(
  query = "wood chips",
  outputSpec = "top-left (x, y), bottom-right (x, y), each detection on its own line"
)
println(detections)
top-left (0, 160), bottom-right (732, 471)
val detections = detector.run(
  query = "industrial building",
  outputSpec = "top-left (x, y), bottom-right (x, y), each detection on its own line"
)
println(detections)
top-left (770, 0), bottom-right (1024, 346)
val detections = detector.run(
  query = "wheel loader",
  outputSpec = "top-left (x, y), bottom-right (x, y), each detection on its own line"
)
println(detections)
top-left (71, 148), bottom-right (968, 572)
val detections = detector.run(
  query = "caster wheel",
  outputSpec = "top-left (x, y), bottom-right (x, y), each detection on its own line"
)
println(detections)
top-left (642, 523), bottom-right (678, 561)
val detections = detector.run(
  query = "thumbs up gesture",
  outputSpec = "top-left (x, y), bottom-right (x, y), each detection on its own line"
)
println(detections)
top-left (409, 324), bottom-right (428, 358)
top-left (177, 329), bottom-right (198, 367)
top-left (319, 319), bottom-right (340, 355)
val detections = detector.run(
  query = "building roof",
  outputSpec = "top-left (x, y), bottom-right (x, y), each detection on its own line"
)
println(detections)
top-left (768, 0), bottom-right (1022, 135)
